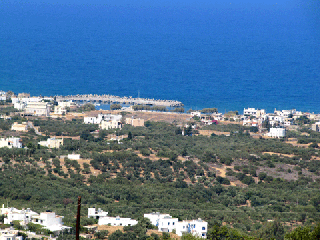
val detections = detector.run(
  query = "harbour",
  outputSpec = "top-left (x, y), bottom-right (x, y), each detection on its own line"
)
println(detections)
top-left (55, 94), bottom-right (183, 107)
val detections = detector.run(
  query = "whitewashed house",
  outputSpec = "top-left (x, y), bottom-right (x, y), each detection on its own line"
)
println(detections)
top-left (2, 206), bottom-right (38, 225)
top-left (53, 105), bottom-right (67, 115)
top-left (67, 154), bottom-right (80, 160)
top-left (24, 102), bottom-right (51, 117)
top-left (267, 128), bottom-right (286, 138)
top-left (88, 208), bottom-right (108, 219)
top-left (100, 119), bottom-right (122, 130)
top-left (84, 114), bottom-right (122, 126)
top-left (84, 116), bottom-right (100, 124)
top-left (1, 205), bottom-right (70, 234)
top-left (211, 112), bottom-right (223, 121)
top-left (244, 108), bottom-right (266, 118)
top-left (32, 211), bottom-right (70, 233)
top-left (0, 137), bottom-right (22, 148)
top-left (11, 122), bottom-right (28, 132)
top-left (98, 216), bottom-right (138, 227)
top-left (176, 219), bottom-right (208, 238)
top-left (312, 122), bottom-right (320, 132)
top-left (13, 102), bottom-right (26, 111)
top-left (11, 97), bottom-right (41, 105)
top-left (0, 91), bottom-right (6, 101)
top-left (244, 108), bottom-right (257, 116)
top-left (0, 229), bottom-right (23, 240)
top-left (125, 117), bottom-right (145, 127)
top-left (38, 138), bottom-right (63, 148)
top-left (144, 213), bottom-right (178, 233)
top-left (274, 109), bottom-right (296, 117)
top-left (190, 111), bottom-right (201, 118)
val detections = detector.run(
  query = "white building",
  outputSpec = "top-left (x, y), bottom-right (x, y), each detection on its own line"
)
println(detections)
top-left (84, 116), bottom-right (99, 124)
top-left (100, 119), bottom-right (122, 130)
top-left (312, 122), bottom-right (320, 132)
top-left (38, 138), bottom-right (63, 148)
top-left (0, 229), bottom-right (23, 240)
top-left (1, 205), bottom-right (70, 234)
top-left (11, 122), bottom-right (28, 132)
top-left (190, 111), bottom-right (201, 118)
top-left (211, 112), bottom-right (223, 121)
top-left (176, 219), bottom-right (208, 238)
top-left (67, 154), bottom-right (80, 160)
top-left (125, 117), bottom-right (145, 127)
top-left (11, 97), bottom-right (41, 105)
top-left (267, 128), bottom-right (286, 138)
top-left (24, 102), bottom-right (51, 117)
top-left (13, 102), bottom-right (26, 111)
top-left (0, 91), bottom-right (6, 101)
top-left (244, 108), bottom-right (257, 116)
top-left (0, 137), bottom-right (22, 148)
top-left (244, 108), bottom-right (266, 118)
top-left (274, 109), bottom-right (296, 117)
top-left (144, 213), bottom-right (178, 233)
top-left (88, 208), bottom-right (108, 219)
top-left (53, 105), bottom-right (67, 115)
top-left (84, 114), bottom-right (122, 125)
top-left (58, 101), bottom-right (75, 108)
top-left (98, 216), bottom-right (138, 226)
top-left (32, 211), bottom-right (70, 233)
top-left (2, 206), bottom-right (38, 225)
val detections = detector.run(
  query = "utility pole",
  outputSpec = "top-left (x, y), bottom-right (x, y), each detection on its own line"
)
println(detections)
top-left (76, 196), bottom-right (81, 240)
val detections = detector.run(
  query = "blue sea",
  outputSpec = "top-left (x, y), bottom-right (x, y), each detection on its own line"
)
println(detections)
top-left (0, 0), bottom-right (319, 113)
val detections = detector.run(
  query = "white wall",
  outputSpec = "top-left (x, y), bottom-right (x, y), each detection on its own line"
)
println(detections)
top-left (176, 220), bottom-right (208, 238)
top-left (98, 216), bottom-right (138, 226)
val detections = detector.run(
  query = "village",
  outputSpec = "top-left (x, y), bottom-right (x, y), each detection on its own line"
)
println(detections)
top-left (0, 204), bottom-right (207, 239)
top-left (1, 90), bottom-right (320, 149)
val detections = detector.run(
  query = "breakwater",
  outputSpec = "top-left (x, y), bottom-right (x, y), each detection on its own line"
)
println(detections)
top-left (55, 94), bottom-right (183, 107)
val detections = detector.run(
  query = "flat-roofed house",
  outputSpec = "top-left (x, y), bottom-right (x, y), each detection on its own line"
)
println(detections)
top-left (125, 117), bottom-right (145, 127)
top-left (0, 137), bottom-right (22, 148)
top-left (39, 138), bottom-right (63, 148)
top-left (176, 219), bottom-right (208, 238)
top-left (25, 102), bottom-right (51, 117)
top-left (11, 122), bottom-right (28, 132)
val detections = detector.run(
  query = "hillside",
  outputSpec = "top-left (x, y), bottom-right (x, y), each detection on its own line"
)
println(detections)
top-left (1, 113), bottom-right (320, 239)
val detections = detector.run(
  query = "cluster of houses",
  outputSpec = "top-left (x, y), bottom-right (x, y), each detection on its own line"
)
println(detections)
top-left (0, 136), bottom-right (63, 150)
top-left (0, 205), bottom-right (70, 239)
top-left (12, 95), bottom-right (77, 118)
top-left (0, 206), bottom-right (208, 239)
top-left (3, 90), bottom-right (320, 141)
top-left (88, 207), bottom-right (208, 238)
top-left (84, 113), bottom-right (145, 130)
top-left (0, 92), bottom-right (76, 118)
top-left (190, 107), bottom-right (320, 138)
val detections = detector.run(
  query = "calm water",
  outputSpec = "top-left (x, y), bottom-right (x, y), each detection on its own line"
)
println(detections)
top-left (0, 1), bottom-right (319, 113)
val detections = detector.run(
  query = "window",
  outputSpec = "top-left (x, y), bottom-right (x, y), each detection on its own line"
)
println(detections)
top-left (173, 222), bottom-right (175, 225)
top-left (168, 222), bottom-right (170, 225)
top-left (202, 233), bottom-right (206, 237)
top-left (202, 227), bottom-right (205, 230)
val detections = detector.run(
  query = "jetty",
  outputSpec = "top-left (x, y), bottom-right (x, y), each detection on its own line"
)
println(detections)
top-left (55, 94), bottom-right (183, 107)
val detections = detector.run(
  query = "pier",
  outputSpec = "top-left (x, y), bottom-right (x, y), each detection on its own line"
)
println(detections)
top-left (55, 94), bottom-right (183, 107)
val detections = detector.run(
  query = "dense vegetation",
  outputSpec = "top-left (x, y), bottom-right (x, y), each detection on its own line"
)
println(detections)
top-left (1, 112), bottom-right (320, 239)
